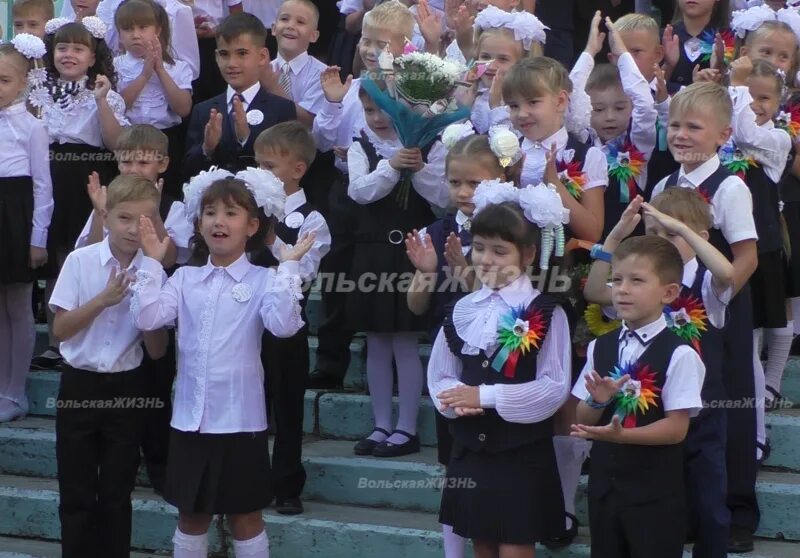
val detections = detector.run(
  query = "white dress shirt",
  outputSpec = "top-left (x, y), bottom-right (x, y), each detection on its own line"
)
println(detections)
top-left (729, 85), bottom-right (792, 183)
top-left (572, 315), bottom-right (706, 418)
top-left (312, 77), bottom-right (365, 172)
top-left (115, 54), bottom-right (194, 129)
top-left (681, 257), bottom-right (731, 329)
top-left (470, 87), bottom-right (512, 135)
top-left (0, 102), bottom-right (53, 248)
top-left (271, 52), bottom-right (327, 115)
top-left (268, 189), bottom-right (332, 281)
top-left (652, 155), bottom-right (759, 245)
top-left (427, 274), bottom-right (572, 423)
top-left (132, 254), bottom-right (304, 433)
top-left (50, 238), bottom-right (165, 373)
top-left (520, 127), bottom-right (608, 190)
top-left (347, 127), bottom-right (450, 209)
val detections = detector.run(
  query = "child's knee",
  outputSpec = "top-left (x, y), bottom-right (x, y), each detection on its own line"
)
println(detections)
top-left (228, 511), bottom-right (265, 540)
top-left (178, 512), bottom-right (213, 535)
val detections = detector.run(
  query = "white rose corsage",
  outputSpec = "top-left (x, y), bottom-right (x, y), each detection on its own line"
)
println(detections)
top-left (488, 125), bottom-right (522, 168)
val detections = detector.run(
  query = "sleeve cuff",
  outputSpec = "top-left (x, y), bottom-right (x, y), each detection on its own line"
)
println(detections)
top-left (141, 256), bottom-right (165, 273)
top-left (479, 384), bottom-right (497, 408)
top-left (277, 260), bottom-right (300, 275)
top-left (30, 228), bottom-right (48, 248)
top-left (376, 159), bottom-right (401, 181)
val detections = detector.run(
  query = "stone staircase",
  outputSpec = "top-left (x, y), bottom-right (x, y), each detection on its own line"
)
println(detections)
top-left (1, 308), bottom-right (800, 556)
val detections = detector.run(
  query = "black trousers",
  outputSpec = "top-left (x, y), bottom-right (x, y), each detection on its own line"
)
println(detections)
top-left (262, 326), bottom-right (310, 500)
top-left (685, 408), bottom-right (730, 558)
top-left (56, 365), bottom-right (145, 558)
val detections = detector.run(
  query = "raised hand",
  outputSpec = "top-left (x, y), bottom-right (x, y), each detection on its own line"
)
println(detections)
top-left (320, 66), bottom-right (353, 104)
top-left (584, 369), bottom-right (629, 405)
top-left (280, 231), bottom-right (316, 262)
top-left (584, 11), bottom-right (606, 58)
top-left (87, 171), bottom-right (107, 215)
top-left (417, 0), bottom-right (443, 52)
top-left (231, 94), bottom-right (250, 144)
top-left (444, 232), bottom-right (468, 269)
top-left (692, 64), bottom-right (721, 84)
top-left (662, 24), bottom-right (680, 70)
top-left (203, 108), bottom-right (223, 155)
top-left (139, 215), bottom-right (170, 262)
top-left (93, 75), bottom-right (112, 100)
top-left (29, 246), bottom-right (48, 269)
top-left (710, 32), bottom-right (727, 72)
top-left (729, 55), bottom-right (753, 87)
top-left (97, 268), bottom-right (131, 308)
top-left (606, 195), bottom-right (643, 245)
top-left (543, 143), bottom-right (561, 187)
top-left (653, 64), bottom-right (668, 103)
top-left (488, 68), bottom-right (506, 109)
top-left (641, 200), bottom-right (689, 234)
top-left (605, 16), bottom-right (628, 58)
top-left (405, 230), bottom-right (438, 273)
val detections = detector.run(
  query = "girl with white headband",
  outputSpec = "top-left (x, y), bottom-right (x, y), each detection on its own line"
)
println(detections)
top-left (131, 167), bottom-right (313, 558)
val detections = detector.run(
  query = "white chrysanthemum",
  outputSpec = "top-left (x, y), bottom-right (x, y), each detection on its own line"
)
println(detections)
top-left (488, 125), bottom-right (521, 167)
top-left (472, 179), bottom-right (519, 216)
top-left (395, 51), bottom-right (465, 84)
top-left (234, 167), bottom-right (287, 220)
top-left (12, 34), bottom-right (46, 59)
top-left (81, 16), bottom-right (108, 40)
top-left (45, 17), bottom-right (71, 35)
top-left (182, 167), bottom-right (235, 223)
top-left (518, 183), bottom-right (570, 228)
top-left (27, 86), bottom-right (51, 108)
top-left (441, 121), bottom-right (475, 150)
top-left (27, 68), bottom-right (48, 88)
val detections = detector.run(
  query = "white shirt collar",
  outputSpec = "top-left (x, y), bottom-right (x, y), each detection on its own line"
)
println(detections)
top-left (200, 252), bottom-right (251, 282)
top-left (284, 189), bottom-right (307, 216)
top-left (682, 257), bottom-right (698, 288)
top-left (0, 102), bottom-right (27, 117)
top-left (226, 82), bottom-right (261, 107)
top-left (678, 154), bottom-right (721, 187)
top-left (619, 314), bottom-right (667, 342)
top-left (471, 274), bottom-right (535, 307)
top-left (99, 237), bottom-right (143, 270)
top-left (761, 119), bottom-right (776, 131)
top-left (522, 126), bottom-right (568, 151)
top-left (455, 210), bottom-right (471, 229)
top-left (275, 51), bottom-right (309, 74)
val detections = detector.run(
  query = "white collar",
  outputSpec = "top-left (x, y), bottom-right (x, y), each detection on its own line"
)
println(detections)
top-left (200, 252), bottom-right (251, 282)
top-left (455, 210), bottom-right (471, 229)
top-left (522, 126), bottom-right (568, 151)
top-left (284, 189), bottom-right (307, 216)
top-left (761, 119), bottom-right (776, 131)
top-left (682, 257), bottom-right (698, 288)
top-left (0, 102), bottom-right (27, 117)
top-left (471, 274), bottom-right (535, 307)
top-left (226, 83), bottom-right (261, 107)
top-left (678, 154), bottom-right (721, 187)
top-left (619, 314), bottom-right (667, 343)
top-left (275, 51), bottom-right (309, 74)
top-left (99, 237), bottom-right (143, 270)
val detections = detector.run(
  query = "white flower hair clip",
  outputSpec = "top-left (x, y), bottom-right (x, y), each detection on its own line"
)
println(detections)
top-left (45, 17), bottom-right (72, 35)
top-left (11, 34), bottom-right (46, 60)
top-left (234, 167), bottom-right (287, 221)
top-left (441, 122), bottom-right (476, 150)
top-left (472, 179), bottom-right (519, 216)
top-left (473, 6), bottom-right (548, 50)
top-left (488, 125), bottom-right (522, 168)
top-left (81, 16), bottom-right (108, 40)
top-left (731, 5), bottom-right (800, 43)
top-left (517, 183), bottom-right (569, 270)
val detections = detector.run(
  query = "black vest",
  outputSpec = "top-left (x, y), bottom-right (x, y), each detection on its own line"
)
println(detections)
top-left (561, 134), bottom-right (590, 240)
top-left (589, 327), bottom-right (688, 503)
top-left (442, 294), bottom-right (561, 453)
top-left (426, 214), bottom-right (472, 341)
top-left (667, 22), bottom-right (715, 93)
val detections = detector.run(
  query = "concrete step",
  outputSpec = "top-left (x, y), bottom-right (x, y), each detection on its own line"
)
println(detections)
top-left (0, 536), bottom-right (168, 557)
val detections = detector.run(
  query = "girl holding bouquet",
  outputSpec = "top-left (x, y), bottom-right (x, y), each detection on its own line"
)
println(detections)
top-left (346, 86), bottom-right (450, 458)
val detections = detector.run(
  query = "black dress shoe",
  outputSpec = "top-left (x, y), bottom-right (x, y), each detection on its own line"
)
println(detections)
top-left (308, 369), bottom-right (344, 390)
top-left (757, 439), bottom-right (771, 467)
top-left (728, 525), bottom-right (754, 553)
top-left (354, 427), bottom-right (390, 455)
top-left (372, 430), bottom-right (420, 458)
top-left (542, 512), bottom-right (579, 550)
top-left (275, 497), bottom-right (304, 515)
top-left (30, 347), bottom-right (63, 371)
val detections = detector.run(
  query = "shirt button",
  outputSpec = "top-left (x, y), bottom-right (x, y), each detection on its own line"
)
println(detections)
top-left (105, 341), bottom-right (111, 346)
top-left (482, 360), bottom-right (489, 368)
top-left (478, 433), bottom-right (487, 442)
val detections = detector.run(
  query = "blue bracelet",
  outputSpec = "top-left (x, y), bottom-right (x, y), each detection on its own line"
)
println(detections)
top-left (590, 244), bottom-right (613, 263)
top-left (585, 396), bottom-right (611, 409)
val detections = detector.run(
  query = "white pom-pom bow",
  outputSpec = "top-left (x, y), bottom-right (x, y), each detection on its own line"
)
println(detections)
top-left (11, 34), bottom-right (46, 60)
top-left (182, 166), bottom-right (287, 224)
top-left (441, 122), bottom-right (476, 150)
top-left (45, 18), bottom-right (71, 35)
top-left (473, 6), bottom-right (548, 50)
top-left (731, 5), bottom-right (800, 44)
top-left (472, 179), bottom-right (519, 216)
top-left (45, 15), bottom-right (107, 40)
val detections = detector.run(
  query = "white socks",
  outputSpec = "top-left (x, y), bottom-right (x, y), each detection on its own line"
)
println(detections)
top-left (173, 528), bottom-right (208, 558)
top-left (764, 322), bottom-right (793, 399)
top-left (553, 436), bottom-right (590, 529)
top-left (233, 530), bottom-right (270, 558)
top-left (442, 523), bottom-right (465, 558)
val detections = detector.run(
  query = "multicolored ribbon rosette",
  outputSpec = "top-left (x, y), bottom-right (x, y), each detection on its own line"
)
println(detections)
top-left (699, 28), bottom-right (735, 65)
top-left (719, 141), bottom-right (758, 179)
top-left (775, 102), bottom-right (800, 139)
top-left (606, 140), bottom-right (645, 203)
top-left (557, 159), bottom-right (587, 200)
top-left (664, 293), bottom-right (708, 355)
top-left (610, 361), bottom-right (662, 428)
top-left (491, 305), bottom-right (547, 378)
top-left (584, 304), bottom-right (622, 338)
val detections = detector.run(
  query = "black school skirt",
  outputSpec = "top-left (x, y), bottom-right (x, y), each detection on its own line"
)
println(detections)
top-left (0, 176), bottom-right (35, 284)
top-left (439, 439), bottom-right (565, 544)
top-left (783, 200), bottom-right (800, 297)
top-left (750, 249), bottom-right (788, 328)
top-left (164, 428), bottom-right (273, 514)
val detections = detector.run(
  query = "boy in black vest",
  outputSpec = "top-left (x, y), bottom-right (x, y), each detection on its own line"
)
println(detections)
top-left (252, 122), bottom-right (331, 515)
top-left (572, 235), bottom-right (706, 558)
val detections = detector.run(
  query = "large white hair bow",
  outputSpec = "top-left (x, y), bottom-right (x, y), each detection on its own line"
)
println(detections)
top-left (731, 5), bottom-right (800, 44)
top-left (473, 6), bottom-right (548, 50)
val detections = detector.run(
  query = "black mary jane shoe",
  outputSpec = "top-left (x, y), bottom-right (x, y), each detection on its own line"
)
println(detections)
top-left (542, 512), bottom-right (579, 550)
top-left (354, 427), bottom-right (391, 455)
top-left (765, 386), bottom-right (791, 413)
top-left (727, 525), bottom-right (755, 553)
top-left (275, 497), bottom-right (304, 515)
top-left (371, 429), bottom-right (421, 458)
top-left (757, 439), bottom-right (772, 467)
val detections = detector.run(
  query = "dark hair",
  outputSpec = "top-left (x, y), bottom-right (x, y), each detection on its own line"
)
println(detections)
top-left (255, 121), bottom-right (317, 167)
top-left (115, 0), bottom-right (175, 65)
top-left (612, 236), bottom-right (683, 285)
top-left (45, 22), bottom-right (118, 89)
top-left (674, 0), bottom-right (730, 30)
top-left (471, 202), bottom-right (540, 253)
top-left (216, 12), bottom-right (268, 46)
top-left (586, 63), bottom-right (623, 93)
top-left (189, 178), bottom-right (272, 265)
top-left (115, 124), bottom-right (169, 158)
